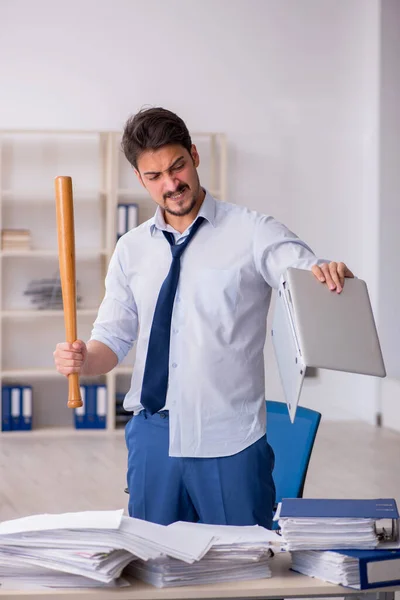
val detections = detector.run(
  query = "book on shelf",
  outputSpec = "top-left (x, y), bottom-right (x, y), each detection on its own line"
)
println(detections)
top-left (1, 229), bottom-right (31, 250)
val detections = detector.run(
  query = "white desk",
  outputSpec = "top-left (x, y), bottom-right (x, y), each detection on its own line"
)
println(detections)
top-left (0, 554), bottom-right (397, 600)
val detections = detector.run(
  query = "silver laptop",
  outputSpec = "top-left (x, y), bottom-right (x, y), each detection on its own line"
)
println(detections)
top-left (271, 267), bottom-right (386, 422)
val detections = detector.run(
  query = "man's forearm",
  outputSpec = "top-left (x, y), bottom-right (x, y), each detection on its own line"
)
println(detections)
top-left (82, 340), bottom-right (119, 376)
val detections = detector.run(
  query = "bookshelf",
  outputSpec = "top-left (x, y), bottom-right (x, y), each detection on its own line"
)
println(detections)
top-left (0, 129), bottom-right (227, 433)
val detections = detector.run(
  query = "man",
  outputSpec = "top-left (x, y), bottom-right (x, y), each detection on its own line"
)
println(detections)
top-left (54, 107), bottom-right (354, 529)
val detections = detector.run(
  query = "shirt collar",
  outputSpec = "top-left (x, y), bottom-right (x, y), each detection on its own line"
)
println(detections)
top-left (150, 189), bottom-right (216, 236)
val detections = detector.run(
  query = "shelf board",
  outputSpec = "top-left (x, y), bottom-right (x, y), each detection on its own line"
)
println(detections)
top-left (0, 249), bottom-right (108, 258)
top-left (115, 365), bottom-right (134, 374)
top-left (1, 190), bottom-right (107, 201)
top-left (0, 129), bottom-right (117, 135)
top-left (117, 187), bottom-right (221, 197)
top-left (0, 368), bottom-right (110, 379)
top-left (0, 368), bottom-right (62, 378)
top-left (1, 365), bottom-right (133, 379)
top-left (0, 427), bottom-right (125, 437)
top-left (117, 189), bottom-right (148, 197)
top-left (1, 309), bottom-right (98, 319)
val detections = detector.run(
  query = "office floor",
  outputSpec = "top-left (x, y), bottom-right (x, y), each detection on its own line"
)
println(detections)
top-left (1, 420), bottom-right (400, 522)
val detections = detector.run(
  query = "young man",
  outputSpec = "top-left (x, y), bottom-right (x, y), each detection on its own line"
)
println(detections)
top-left (54, 107), bottom-right (354, 528)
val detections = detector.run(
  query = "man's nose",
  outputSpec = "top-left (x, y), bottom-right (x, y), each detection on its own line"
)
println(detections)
top-left (164, 175), bottom-right (180, 193)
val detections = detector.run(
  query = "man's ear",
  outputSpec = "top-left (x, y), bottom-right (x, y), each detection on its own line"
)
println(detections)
top-left (191, 144), bottom-right (200, 168)
top-left (134, 168), bottom-right (146, 189)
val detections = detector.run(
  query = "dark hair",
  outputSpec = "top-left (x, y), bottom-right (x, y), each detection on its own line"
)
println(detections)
top-left (121, 107), bottom-right (192, 170)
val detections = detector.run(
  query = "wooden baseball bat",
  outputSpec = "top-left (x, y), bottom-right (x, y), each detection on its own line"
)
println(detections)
top-left (55, 176), bottom-right (83, 409)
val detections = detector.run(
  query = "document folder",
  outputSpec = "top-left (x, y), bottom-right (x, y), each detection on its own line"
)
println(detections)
top-left (274, 498), bottom-right (400, 550)
top-left (271, 268), bottom-right (386, 422)
top-left (291, 548), bottom-right (400, 590)
top-left (280, 498), bottom-right (399, 520)
top-left (335, 549), bottom-right (400, 589)
top-left (279, 498), bottom-right (400, 545)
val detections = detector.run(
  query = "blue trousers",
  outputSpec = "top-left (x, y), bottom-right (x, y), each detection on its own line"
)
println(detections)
top-left (125, 410), bottom-right (276, 528)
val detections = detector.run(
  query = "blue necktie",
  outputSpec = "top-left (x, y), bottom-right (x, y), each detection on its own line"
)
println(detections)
top-left (140, 216), bottom-right (205, 414)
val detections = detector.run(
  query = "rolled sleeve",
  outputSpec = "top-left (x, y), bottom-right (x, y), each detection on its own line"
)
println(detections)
top-left (90, 242), bottom-right (138, 363)
top-left (253, 215), bottom-right (328, 289)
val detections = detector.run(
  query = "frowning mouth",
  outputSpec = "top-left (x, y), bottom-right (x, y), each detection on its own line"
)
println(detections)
top-left (165, 186), bottom-right (188, 202)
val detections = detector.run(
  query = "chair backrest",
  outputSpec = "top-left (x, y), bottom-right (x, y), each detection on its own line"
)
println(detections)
top-left (266, 400), bottom-right (321, 504)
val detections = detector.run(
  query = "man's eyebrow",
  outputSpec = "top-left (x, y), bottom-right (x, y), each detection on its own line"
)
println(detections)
top-left (143, 156), bottom-right (185, 176)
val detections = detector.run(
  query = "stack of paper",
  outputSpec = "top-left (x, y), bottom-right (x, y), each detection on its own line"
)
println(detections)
top-left (276, 499), bottom-right (398, 551)
top-left (127, 522), bottom-right (282, 588)
top-left (279, 518), bottom-right (377, 551)
top-left (23, 278), bottom-right (82, 310)
top-left (291, 549), bottom-right (400, 590)
top-left (0, 509), bottom-right (215, 589)
top-left (0, 565), bottom-right (130, 591)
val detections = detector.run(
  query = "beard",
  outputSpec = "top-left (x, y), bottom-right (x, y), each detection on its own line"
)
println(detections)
top-left (163, 180), bottom-right (201, 217)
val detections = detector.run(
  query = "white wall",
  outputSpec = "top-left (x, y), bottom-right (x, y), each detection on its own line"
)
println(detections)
top-left (378, 0), bottom-right (400, 429)
top-left (0, 0), bottom-right (385, 421)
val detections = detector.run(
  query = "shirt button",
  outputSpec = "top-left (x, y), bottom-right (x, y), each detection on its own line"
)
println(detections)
top-left (173, 329), bottom-right (179, 334)
top-left (172, 363), bottom-right (178, 368)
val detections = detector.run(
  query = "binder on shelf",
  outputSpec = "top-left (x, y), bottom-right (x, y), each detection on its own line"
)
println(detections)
top-left (127, 203), bottom-right (138, 230)
top-left (20, 386), bottom-right (32, 430)
top-left (271, 267), bottom-right (386, 422)
top-left (1, 385), bottom-right (32, 431)
top-left (117, 203), bottom-right (139, 240)
top-left (74, 385), bottom-right (106, 429)
top-left (11, 387), bottom-right (20, 430)
top-left (117, 205), bottom-right (126, 240)
top-left (96, 385), bottom-right (107, 428)
top-left (74, 386), bottom-right (86, 429)
top-left (85, 385), bottom-right (96, 428)
top-left (1, 386), bottom-right (12, 431)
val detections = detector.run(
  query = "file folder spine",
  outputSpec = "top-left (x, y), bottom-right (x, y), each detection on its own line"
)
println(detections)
top-left (117, 203), bottom-right (139, 241)
top-left (20, 386), bottom-right (32, 430)
top-left (359, 558), bottom-right (400, 590)
top-left (74, 385), bottom-right (107, 429)
top-left (1, 386), bottom-right (11, 431)
top-left (127, 203), bottom-right (138, 231)
top-left (96, 385), bottom-right (107, 429)
top-left (338, 550), bottom-right (400, 589)
top-left (74, 386), bottom-right (86, 428)
top-left (117, 205), bottom-right (127, 240)
top-left (11, 386), bottom-right (21, 430)
top-left (86, 384), bottom-right (97, 428)
top-left (1, 385), bottom-right (32, 431)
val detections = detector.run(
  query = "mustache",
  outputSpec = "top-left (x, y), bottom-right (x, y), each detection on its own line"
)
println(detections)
top-left (164, 184), bottom-right (188, 200)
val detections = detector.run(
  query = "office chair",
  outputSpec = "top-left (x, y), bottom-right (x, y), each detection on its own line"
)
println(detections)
top-left (266, 399), bottom-right (321, 526)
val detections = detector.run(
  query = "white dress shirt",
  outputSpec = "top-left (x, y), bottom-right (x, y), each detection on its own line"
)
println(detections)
top-left (90, 191), bottom-right (323, 458)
